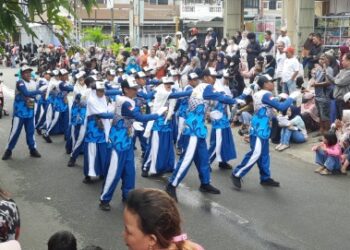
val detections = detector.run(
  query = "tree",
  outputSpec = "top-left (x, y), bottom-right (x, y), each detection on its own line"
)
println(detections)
top-left (0, 0), bottom-right (97, 39)
top-left (82, 27), bottom-right (112, 47)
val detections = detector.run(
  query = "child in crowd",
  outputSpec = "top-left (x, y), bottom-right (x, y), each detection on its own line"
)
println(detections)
top-left (313, 131), bottom-right (342, 175)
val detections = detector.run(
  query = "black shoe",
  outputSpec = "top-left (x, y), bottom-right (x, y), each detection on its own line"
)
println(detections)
top-left (176, 148), bottom-right (182, 155)
top-left (66, 148), bottom-right (72, 154)
top-left (141, 152), bottom-right (145, 159)
top-left (231, 174), bottom-right (242, 189)
top-left (99, 202), bottom-right (111, 211)
top-left (67, 157), bottom-right (75, 167)
top-left (260, 178), bottom-right (280, 187)
top-left (43, 134), bottom-right (52, 143)
top-left (36, 128), bottom-right (42, 135)
top-left (141, 170), bottom-right (149, 178)
top-left (82, 176), bottom-right (93, 184)
top-left (30, 149), bottom-right (41, 158)
top-left (2, 150), bottom-right (12, 160)
top-left (165, 183), bottom-right (178, 202)
top-left (199, 184), bottom-right (221, 194)
top-left (219, 162), bottom-right (233, 170)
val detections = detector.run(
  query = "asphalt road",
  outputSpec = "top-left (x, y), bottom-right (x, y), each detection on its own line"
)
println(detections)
top-left (1, 67), bottom-right (350, 250)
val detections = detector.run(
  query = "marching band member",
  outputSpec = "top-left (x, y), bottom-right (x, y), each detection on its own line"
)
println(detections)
top-left (2, 65), bottom-right (42, 160)
top-left (165, 68), bottom-right (242, 202)
top-left (99, 77), bottom-right (166, 211)
top-left (35, 70), bottom-right (51, 133)
top-left (231, 74), bottom-right (296, 189)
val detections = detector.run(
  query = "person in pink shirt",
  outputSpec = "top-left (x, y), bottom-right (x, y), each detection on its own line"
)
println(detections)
top-left (313, 131), bottom-right (342, 175)
top-left (123, 188), bottom-right (204, 250)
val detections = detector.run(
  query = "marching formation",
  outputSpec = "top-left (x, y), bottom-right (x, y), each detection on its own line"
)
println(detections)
top-left (1, 31), bottom-right (300, 211)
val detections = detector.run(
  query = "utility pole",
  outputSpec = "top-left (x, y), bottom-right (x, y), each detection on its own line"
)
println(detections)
top-left (129, 0), bottom-right (143, 47)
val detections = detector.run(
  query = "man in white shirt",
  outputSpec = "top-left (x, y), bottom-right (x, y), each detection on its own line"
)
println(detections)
top-left (147, 48), bottom-right (158, 75)
top-left (275, 41), bottom-right (286, 94)
top-left (281, 46), bottom-right (299, 94)
top-left (276, 27), bottom-right (291, 48)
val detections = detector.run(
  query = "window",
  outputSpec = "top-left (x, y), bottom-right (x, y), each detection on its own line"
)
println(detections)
top-left (158, 0), bottom-right (168, 4)
top-left (263, 1), bottom-right (269, 10)
top-left (244, 0), bottom-right (259, 9)
top-left (277, 1), bottom-right (283, 9)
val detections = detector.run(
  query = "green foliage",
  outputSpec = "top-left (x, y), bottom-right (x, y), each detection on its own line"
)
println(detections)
top-left (82, 27), bottom-right (112, 47)
top-left (0, 0), bottom-right (97, 38)
top-left (109, 43), bottom-right (132, 56)
top-left (67, 45), bottom-right (85, 57)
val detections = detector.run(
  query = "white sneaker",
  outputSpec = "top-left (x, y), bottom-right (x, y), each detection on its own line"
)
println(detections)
top-left (275, 144), bottom-right (282, 150)
top-left (278, 144), bottom-right (290, 151)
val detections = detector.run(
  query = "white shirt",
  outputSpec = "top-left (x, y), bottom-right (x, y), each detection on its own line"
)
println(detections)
top-left (275, 51), bottom-right (286, 78)
top-left (281, 57), bottom-right (299, 82)
top-left (277, 35), bottom-right (291, 48)
top-left (147, 56), bottom-right (158, 75)
top-left (178, 37), bottom-right (188, 51)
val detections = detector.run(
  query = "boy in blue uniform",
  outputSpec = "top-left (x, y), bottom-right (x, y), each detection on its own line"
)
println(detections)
top-left (231, 74), bottom-right (296, 189)
top-left (99, 77), bottom-right (167, 211)
top-left (2, 65), bottom-right (42, 160)
top-left (165, 68), bottom-right (242, 202)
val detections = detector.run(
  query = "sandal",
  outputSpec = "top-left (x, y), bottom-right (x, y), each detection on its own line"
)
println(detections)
top-left (314, 166), bottom-right (325, 173)
top-left (320, 169), bottom-right (331, 175)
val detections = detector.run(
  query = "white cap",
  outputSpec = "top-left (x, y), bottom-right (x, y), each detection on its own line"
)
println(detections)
top-left (21, 65), bottom-right (33, 72)
top-left (344, 92), bottom-right (350, 102)
top-left (136, 71), bottom-right (146, 78)
top-left (91, 69), bottom-right (99, 75)
top-left (127, 76), bottom-right (139, 88)
top-left (176, 31), bottom-right (182, 36)
top-left (75, 71), bottom-right (86, 79)
top-left (95, 81), bottom-right (105, 90)
top-left (121, 74), bottom-right (128, 81)
top-left (143, 66), bottom-right (153, 72)
top-left (203, 67), bottom-right (217, 77)
top-left (59, 69), bottom-right (69, 75)
top-left (107, 69), bottom-right (116, 76)
top-left (52, 70), bottom-right (60, 76)
top-left (130, 68), bottom-right (137, 74)
top-left (117, 67), bottom-right (124, 72)
top-left (162, 76), bottom-right (175, 84)
top-left (188, 72), bottom-right (199, 80)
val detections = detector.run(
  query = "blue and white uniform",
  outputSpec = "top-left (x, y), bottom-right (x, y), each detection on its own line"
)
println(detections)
top-left (35, 78), bottom-right (49, 130)
top-left (208, 100), bottom-right (237, 164)
top-left (143, 86), bottom-right (191, 176)
top-left (132, 85), bottom-right (154, 156)
top-left (168, 83), bottom-right (237, 187)
top-left (100, 96), bottom-right (159, 202)
top-left (5, 79), bottom-right (41, 152)
top-left (176, 84), bottom-right (193, 153)
top-left (104, 80), bottom-right (120, 102)
top-left (232, 90), bottom-right (293, 181)
top-left (44, 80), bottom-right (73, 137)
top-left (83, 90), bottom-right (113, 179)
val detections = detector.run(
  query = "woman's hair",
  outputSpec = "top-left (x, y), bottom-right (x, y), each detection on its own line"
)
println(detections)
top-left (126, 188), bottom-right (186, 249)
top-left (323, 131), bottom-right (338, 147)
top-left (47, 231), bottom-right (77, 250)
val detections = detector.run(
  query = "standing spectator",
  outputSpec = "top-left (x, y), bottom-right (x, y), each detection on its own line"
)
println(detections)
top-left (0, 187), bottom-right (20, 243)
top-left (311, 54), bottom-right (333, 135)
top-left (235, 31), bottom-right (242, 44)
top-left (275, 41), bottom-right (286, 94)
top-left (147, 48), bottom-right (158, 75)
top-left (339, 45), bottom-right (350, 69)
top-left (204, 28), bottom-right (214, 49)
top-left (238, 31), bottom-right (249, 65)
top-left (261, 30), bottom-right (274, 56)
top-left (276, 27), bottom-right (291, 48)
top-left (124, 188), bottom-right (204, 250)
top-left (332, 52), bottom-right (350, 119)
top-left (302, 33), bottom-right (315, 68)
top-left (307, 33), bottom-right (323, 77)
top-left (139, 46), bottom-right (149, 68)
top-left (246, 32), bottom-right (261, 70)
top-left (281, 46), bottom-right (299, 94)
top-left (226, 38), bottom-right (239, 57)
top-left (175, 32), bottom-right (188, 52)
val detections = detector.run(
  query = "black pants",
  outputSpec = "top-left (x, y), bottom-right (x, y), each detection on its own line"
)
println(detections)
top-left (335, 99), bottom-right (345, 120)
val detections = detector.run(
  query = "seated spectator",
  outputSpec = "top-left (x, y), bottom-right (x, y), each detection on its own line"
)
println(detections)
top-left (47, 231), bottom-right (77, 250)
top-left (276, 106), bottom-right (307, 151)
top-left (313, 131), bottom-right (341, 175)
top-left (233, 95), bottom-right (254, 136)
top-left (300, 92), bottom-right (320, 132)
top-left (0, 187), bottom-right (20, 243)
top-left (124, 188), bottom-right (203, 250)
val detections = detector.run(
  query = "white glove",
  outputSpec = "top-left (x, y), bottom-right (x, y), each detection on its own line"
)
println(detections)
top-left (236, 98), bottom-right (246, 105)
top-left (148, 102), bottom-right (153, 108)
top-left (242, 87), bottom-right (252, 96)
top-left (133, 122), bottom-right (144, 131)
top-left (165, 110), bottom-right (173, 122)
top-left (156, 106), bottom-right (168, 116)
top-left (39, 85), bottom-right (48, 92)
top-left (209, 110), bottom-right (223, 120)
top-left (289, 91), bottom-right (301, 100)
top-left (278, 93), bottom-right (289, 100)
